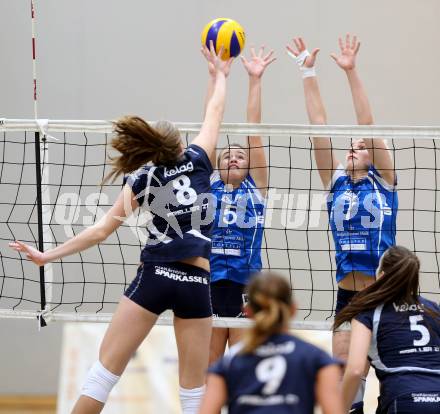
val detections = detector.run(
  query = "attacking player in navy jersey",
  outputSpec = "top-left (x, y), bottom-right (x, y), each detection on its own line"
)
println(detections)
top-left (288, 34), bottom-right (398, 413)
top-left (335, 246), bottom-right (440, 413)
top-left (205, 45), bottom-right (276, 364)
top-left (199, 272), bottom-right (344, 414)
top-left (9, 42), bottom-right (232, 414)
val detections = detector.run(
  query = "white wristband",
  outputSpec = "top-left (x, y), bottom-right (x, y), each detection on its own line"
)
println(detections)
top-left (287, 49), bottom-right (316, 78)
top-left (301, 66), bottom-right (316, 78)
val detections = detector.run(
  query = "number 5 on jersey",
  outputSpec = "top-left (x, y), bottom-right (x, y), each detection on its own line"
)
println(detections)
top-left (409, 315), bottom-right (430, 347)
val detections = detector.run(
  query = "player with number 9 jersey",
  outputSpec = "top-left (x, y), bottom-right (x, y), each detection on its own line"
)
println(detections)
top-left (335, 246), bottom-right (440, 413)
top-left (200, 272), bottom-right (344, 414)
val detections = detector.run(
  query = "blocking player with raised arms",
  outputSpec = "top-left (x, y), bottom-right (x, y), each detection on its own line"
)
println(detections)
top-left (9, 43), bottom-right (232, 414)
top-left (287, 34), bottom-right (398, 413)
top-left (335, 246), bottom-right (440, 413)
top-left (206, 45), bottom-right (275, 362)
top-left (199, 272), bottom-right (344, 414)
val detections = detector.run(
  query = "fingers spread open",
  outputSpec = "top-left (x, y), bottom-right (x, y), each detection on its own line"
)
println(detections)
top-left (338, 37), bottom-right (344, 52)
top-left (286, 44), bottom-right (298, 57)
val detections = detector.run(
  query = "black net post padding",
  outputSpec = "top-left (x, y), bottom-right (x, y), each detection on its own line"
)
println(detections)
top-left (34, 131), bottom-right (47, 327)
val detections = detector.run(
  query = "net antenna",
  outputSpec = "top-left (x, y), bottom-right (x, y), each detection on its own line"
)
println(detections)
top-left (30, 1), bottom-right (55, 327)
top-left (1, 120), bottom-right (440, 330)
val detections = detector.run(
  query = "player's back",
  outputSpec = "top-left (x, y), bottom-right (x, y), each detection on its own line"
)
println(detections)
top-left (124, 144), bottom-right (214, 262)
top-left (209, 333), bottom-right (337, 414)
top-left (356, 296), bottom-right (440, 409)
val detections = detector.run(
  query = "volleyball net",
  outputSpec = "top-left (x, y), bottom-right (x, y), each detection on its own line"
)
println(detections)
top-left (1, 119), bottom-right (440, 330)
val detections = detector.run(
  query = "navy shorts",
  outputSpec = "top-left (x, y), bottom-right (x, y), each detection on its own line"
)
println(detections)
top-left (384, 392), bottom-right (440, 413)
top-left (211, 279), bottom-right (247, 318)
top-left (124, 261), bottom-right (212, 319)
top-left (335, 287), bottom-right (359, 314)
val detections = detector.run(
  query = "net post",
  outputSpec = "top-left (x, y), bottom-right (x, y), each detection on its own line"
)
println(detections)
top-left (34, 131), bottom-right (47, 327)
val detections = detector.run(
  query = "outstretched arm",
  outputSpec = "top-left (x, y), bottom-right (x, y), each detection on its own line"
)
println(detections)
top-left (241, 45), bottom-right (276, 196)
top-left (287, 37), bottom-right (340, 188)
top-left (193, 42), bottom-right (233, 165)
top-left (341, 319), bottom-right (372, 411)
top-left (9, 184), bottom-right (138, 265)
top-left (332, 34), bottom-right (395, 185)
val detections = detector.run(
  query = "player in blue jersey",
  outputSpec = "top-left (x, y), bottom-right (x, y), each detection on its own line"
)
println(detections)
top-left (9, 43), bottom-right (232, 414)
top-left (288, 34), bottom-right (398, 413)
top-left (205, 45), bottom-right (276, 363)
top-left (335, 245), bottom-right (440, 413)
top-left (199, 271), bottom-right (344, 414)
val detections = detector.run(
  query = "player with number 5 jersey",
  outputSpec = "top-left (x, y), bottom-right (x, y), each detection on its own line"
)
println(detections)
top-left (205, 45), bottom-right (276, 365)
top-left (200, 272), bottom-right (344, 414)
top-left (335, 246), bottom-right (440, 414)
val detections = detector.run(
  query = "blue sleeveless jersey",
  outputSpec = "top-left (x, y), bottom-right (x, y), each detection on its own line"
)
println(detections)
top-left (327, 164), bottom-right (398, 282)
top-left (124, 144), bottom-right (214, 263)
top-left (355, 297), bottom-right (440, 409)
top-left (210, 172), bottom-right (265, 285)
top-left (209, 333), bottom-right (339, 414)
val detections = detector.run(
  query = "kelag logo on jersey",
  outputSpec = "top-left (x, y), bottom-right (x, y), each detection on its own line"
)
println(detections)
top-left (393, 302), bottom-right (425, 313)
top-left (164, 161), bottom-right (194, 178)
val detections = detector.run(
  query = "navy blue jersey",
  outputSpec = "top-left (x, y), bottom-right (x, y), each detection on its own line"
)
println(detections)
top-left (124, 144), bottom-right (214, 263)
top-left (355, 296), bottom-right (440, 409)
top-left (210, 172), bottom-right (265, 284)
top-left (209, 333), bottom-right (339, 414)
top-left (327, 164), bottom-right (398, 282)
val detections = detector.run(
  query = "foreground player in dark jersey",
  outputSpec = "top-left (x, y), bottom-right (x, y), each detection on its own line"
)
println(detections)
top-left (199, 272), bottom-right (344, 414)
top-left (10, 42), bottom-right (232, 414)
top-left (335, 245), bottom-right (440, 413)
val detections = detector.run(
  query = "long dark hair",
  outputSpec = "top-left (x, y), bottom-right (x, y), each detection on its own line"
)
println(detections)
top-left (103, 116), bottom-right (182, 183)
top-left (241, 272), bottom-right (293, 354)
top-left (334, 245), bottom-right (438, 330)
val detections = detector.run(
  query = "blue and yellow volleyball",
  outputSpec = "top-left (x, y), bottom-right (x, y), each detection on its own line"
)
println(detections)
top-left (201, 18), bottom-right (245, 60)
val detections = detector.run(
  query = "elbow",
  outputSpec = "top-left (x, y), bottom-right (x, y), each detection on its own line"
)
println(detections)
top-left (91, 227), bottom-right (108, 244)
top-left (359, 117), bottom-right (374, 125)
top-left (345, 366), bottom-right (364, 380)
top-left (311, 118), bottom-right (327, 126)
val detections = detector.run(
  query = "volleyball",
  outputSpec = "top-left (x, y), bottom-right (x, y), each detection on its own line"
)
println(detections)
top-left (201, 18), bottom-right (245, 60)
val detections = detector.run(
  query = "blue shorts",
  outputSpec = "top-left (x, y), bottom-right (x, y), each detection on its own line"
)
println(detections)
top-left (383, 392), bottom-right (440, 414)
top-left (335, 287), bottom-right (359, 314)
top-left (211, 279), bottom-right (247, 318)
top-left (124, 261), bottom-right (212, 319)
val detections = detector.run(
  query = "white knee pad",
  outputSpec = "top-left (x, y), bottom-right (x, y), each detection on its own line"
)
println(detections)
top-left (81, 360), bottom-right (120, 403)
top-left (179, 385), bottom-right (205, 414)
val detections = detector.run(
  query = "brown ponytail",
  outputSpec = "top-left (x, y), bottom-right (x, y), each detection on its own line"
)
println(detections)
top-left (334, 245), bottom-right (440, 330)
top-left (241, 272), bottom-right (293, 354)
top-left (103, 116), bottom-right (182, 183)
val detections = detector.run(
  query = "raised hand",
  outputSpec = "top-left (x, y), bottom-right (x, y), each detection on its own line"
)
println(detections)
top-left (286, 37), bottom-right (320, 68)
top-left (9, 240), bottom-right (46, 266)
top-left (240, 45), bottom-right (276, 78)
top-left (201, 40), bottom-right (233, 77)
top-left (330, 33), bottom-right (361, 71)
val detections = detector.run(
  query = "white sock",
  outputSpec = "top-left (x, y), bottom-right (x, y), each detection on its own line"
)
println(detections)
top-left (179, 385), bottom-right (205, 414)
